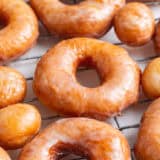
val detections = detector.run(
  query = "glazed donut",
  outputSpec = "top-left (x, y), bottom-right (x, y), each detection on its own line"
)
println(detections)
top-left (0, 103), bottom-right (41, 149)
top-left (135, 98), bottom-right (160, 160)
top-left (154, 21), bottom-right (160, 53)
top-left (19, 118), bottom-right (131, 160)
top-left (0, 66), bottom-right (26, 108)
top-left (33, 38), bottom-right (140, 120)
top-left (127, 0), bottom-right (160, 2)
top-left (30, 0), bottom-right (125, 38)
top-left (0, 0), bottom-right (39, 63)
top-left (142, 58), bottom-right (160, 99)
top-left (0, 147), bottom-right (11, 160)
top-left (114, 2), bottom-right (155, 46)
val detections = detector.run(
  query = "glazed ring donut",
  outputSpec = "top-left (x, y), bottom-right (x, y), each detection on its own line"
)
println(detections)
top-left (0, 147), bottom-right (11, 160)
top-left (142, 58), bottom-right (160, 99)
top-left (127, 0), bottom-right (160, 2)
top-left (135, 98), bottom-right (160, 160)
top-left (0, 66), bottom-right (26, 108)
top-left (0, 0), bottom-right (39, 63)
top-left (19, 118), bottom-right (131, 160)
top-left (30, 0), bottom-right (125, 38)
top-left (33, 38), bottom-right (140, 120)
top-left (114, 2), bottom-right (155, 46)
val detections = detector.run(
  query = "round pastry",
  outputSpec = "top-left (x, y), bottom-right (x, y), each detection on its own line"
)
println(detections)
top-left (142, 58), bottom-right (160, 99)
top-left (0, 103), bottom-right (41, 149)
top-left (19, 118), bottom-right (131, 160)
top-left (33, 38), bottom-right (140, 120)
top-left (0, 0), bottom-right (39, 63)
top-left (0, 147), bottom-right (11, 160)
top-left (154, 21), bottom-right (160, 53)
top-left (127, 0), bottom-right (160, 2)
top-left (0, 66), bottom-right (26, 108)
top-left (135, 98), bottom-right (160, 160)
top-left (30, 0), bottom-right (125, 38)
top-left (114, 2), bottom-right (155, 46)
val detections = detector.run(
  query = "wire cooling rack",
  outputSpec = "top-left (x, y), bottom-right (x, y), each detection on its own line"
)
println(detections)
top-left (7, 1), bottom-right (160, 159)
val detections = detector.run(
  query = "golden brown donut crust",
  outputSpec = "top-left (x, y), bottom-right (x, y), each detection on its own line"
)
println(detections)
top-left (0, 0), bottom-right (39, 63)
top-left (127, 0), bottom-right (160, 2)
top-left (142, 58), bottom-right (160, 99)
top-left (114, 2), bottom-right (155, 46)
top-left (30, 0), bottom-right (125, 38)
top-left (0, 147), bottom-right (11, 160)
top-left (135, 98), bottom-right (160, 160)
top-left (0, 66), bottom-right (26, 108)
top-left (33, 38), bottom-right (140, 120)
top-left (19, 118), bottom-right (131, 160)
top-left (0, 103), bottom-right (41, 150)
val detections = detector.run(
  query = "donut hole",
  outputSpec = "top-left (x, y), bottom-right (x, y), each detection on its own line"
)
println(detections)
top-left (53, 143), bottom-right (89, 160)
top-left (0, 22), bottom-right (6, 29)
top-left (75, 0), bottom-right (84, 3)
top-left (58, 152), bottom-right (87, 160)
top-left (60, 0), bottom-right (84, 5)
top-left (76, 57), bottom-right (101, 88)
top-left (0, 15), bottom-right (8, 30)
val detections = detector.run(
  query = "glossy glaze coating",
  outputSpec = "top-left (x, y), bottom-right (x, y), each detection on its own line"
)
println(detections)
top-left (142, 58), bottom-right (160, 99)
top-left (127, 0), bottom-right (160, 2)
top-left (0, 103), bottom-right (41, 149)
top-left (114, 2), bottom-right (155, 46)
top-left (0, 66), bottom-right (26, 108)
top-left (19, 118), bottom-right (131, 160)
top-left (135, 98), bottom-right (160, 160)
top-left (0, 147), bottom-right (11, 160)
top-left (33, 38), bottom-right (140, 120)
top-left (0, 0), bottom-right (39, 63)
top-left (154, 21), bottom-right (160, 53)
top-left (30, 0), bottom-right (125, 38)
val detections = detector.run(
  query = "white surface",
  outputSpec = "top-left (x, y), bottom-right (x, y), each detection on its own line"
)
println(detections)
top-left (5, 1), bottom-right (160, 160)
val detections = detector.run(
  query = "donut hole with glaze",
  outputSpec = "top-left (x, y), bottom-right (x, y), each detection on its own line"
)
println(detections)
top-left (50, 143), bottom-right (88, 160)
top-left (0, 13), bottom-right (8, 30)
top-left (76, 56), bottom-right (101, 88)
top-left (60, 0), bottom-right (84, 5)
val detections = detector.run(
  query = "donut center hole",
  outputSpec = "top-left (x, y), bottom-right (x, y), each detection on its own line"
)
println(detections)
top-left (76, 57), bottom-right (101, 88)
top-left (0, 22), bottom-right (5, 29)
top-left (60, 0), bottom-right (84, 5)
top-left (54, 143), bottom-right (89, 160)
top-left (58, 152), bottom-right (88, 160)
top-left (0, 15), bottom-right (8, 30)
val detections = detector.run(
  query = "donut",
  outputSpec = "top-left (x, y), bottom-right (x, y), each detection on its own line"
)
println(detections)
top-left (135, 98), bottom-right (160, 160)
top-left (19, 118), bottom-right (131, 160)
top-left (0, 66), bottom-right (26, 108)
top-left (142, 58), bottom-right (160, 99)
top-left (0, 147), bottom-right (11, 160)
top-left (127, 0), bottom-right (160, 2)
top-left (30, 0), bottom-right (125, 38)
top-left (154, 21), bottom-right (160, 53)
top-left (33, 38), bottom-right (140, 120)
top-left (0, 103), bottom-right (41, 149)
top-left (0, 0), bottom-right (39, 63)
top-left (114, 2), bottom-right (155, 46)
